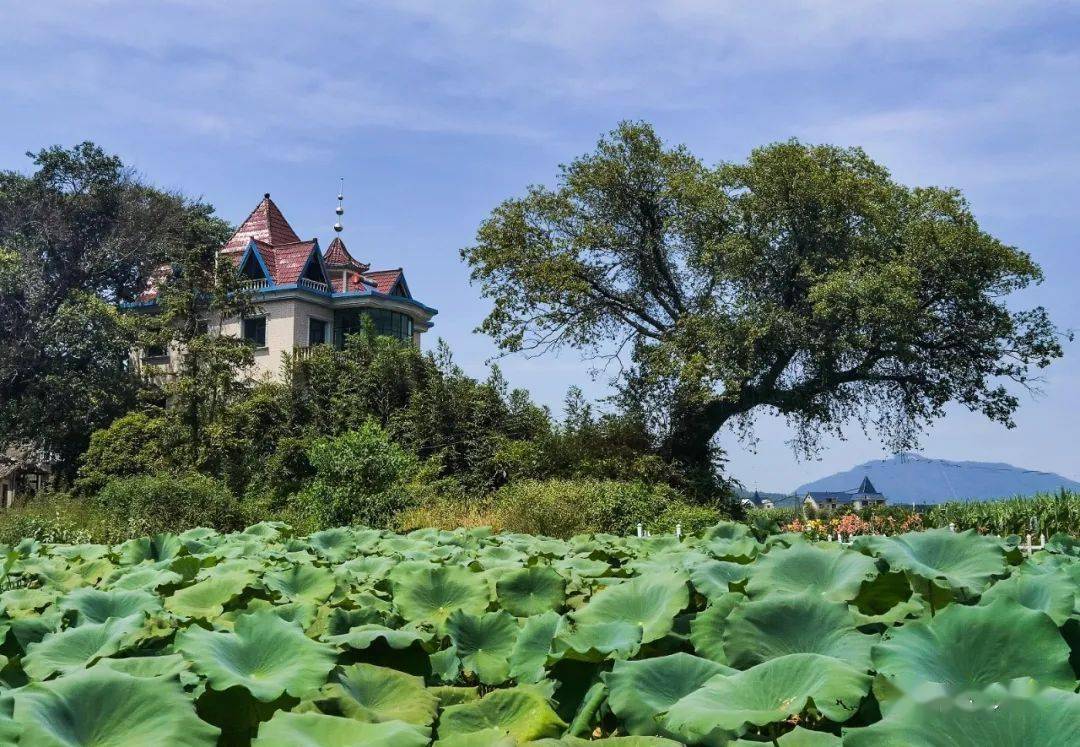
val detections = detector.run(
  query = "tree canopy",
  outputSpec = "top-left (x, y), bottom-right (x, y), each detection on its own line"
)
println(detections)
top-left (0, 143), bottom-right (223, 477)
top-left (462, 122), bottom-right (1065, 488)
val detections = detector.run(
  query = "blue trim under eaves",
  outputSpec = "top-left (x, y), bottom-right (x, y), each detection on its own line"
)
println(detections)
top-left (330, 288), bottom-right (438, 316)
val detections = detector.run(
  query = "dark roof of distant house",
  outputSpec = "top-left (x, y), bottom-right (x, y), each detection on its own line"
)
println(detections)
top-left (804, 476), bottom-right (885, 504)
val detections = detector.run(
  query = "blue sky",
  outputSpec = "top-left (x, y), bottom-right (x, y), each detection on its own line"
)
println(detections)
top-left (2, 2), bottom-right (1078, 491)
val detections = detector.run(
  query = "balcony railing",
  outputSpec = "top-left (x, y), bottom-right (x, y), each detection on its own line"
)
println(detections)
top-left (240, 279), bottom-right (270, 291)
top-left (297, 277), bottom-right (330, 293)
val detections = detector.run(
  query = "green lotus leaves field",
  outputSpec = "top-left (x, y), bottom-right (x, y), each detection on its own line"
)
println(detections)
top-left (0, 521), bottom-right (1075, 745)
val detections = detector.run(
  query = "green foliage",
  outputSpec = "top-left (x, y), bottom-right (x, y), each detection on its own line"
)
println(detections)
top-left (463, 121), bottom-right (1065, 485)
top-left (288, 420), bottom-right (421, 530)
top-left (491, 479), bottom-right (683, 537)
top-left (91, 471), bottom-right (243, 538)
top-left (0, 142), bottom-right (230, 478)
top-left (0, 492), bottom-right (104, 545)
top-left (927, 489), bottom-right (1080, 536)
top-left (75, 411), bottom-right (174, 495)
top-left (0, 521), bottom-right (1076, 743)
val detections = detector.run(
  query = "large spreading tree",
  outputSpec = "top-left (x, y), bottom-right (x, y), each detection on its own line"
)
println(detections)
top-left (462, 122), bottom-right (1065, 492)
top-left (0, 143), bottom-right (225, 479)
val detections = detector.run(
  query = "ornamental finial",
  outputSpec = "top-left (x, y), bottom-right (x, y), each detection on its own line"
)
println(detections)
top-left (333, 177), bottom-right (344, 233)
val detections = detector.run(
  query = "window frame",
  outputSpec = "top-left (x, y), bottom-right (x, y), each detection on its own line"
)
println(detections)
top-left (243, 316), bottom-right (267, 348)
top-left (308, 317), bottom-right (328, 347)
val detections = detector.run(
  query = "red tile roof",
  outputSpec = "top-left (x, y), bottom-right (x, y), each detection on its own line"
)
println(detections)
top-left (323, 237), bottom-right (369, 272)
top-left (251, 240), bottom-right (320, 285)
top-left (364, 268), bottom-right (406, 296)
top-left (329, 270), bottom-right (375, 293)
top-left (222, 194), bottom-right (302, 254)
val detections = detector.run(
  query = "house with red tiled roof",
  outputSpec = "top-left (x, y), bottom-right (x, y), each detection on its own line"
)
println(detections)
top-left (133, 193), bottom-right (437, 380)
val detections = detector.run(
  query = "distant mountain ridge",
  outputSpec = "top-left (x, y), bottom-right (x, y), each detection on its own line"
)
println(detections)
top-left (794, 453), bottom-right (1080, 505)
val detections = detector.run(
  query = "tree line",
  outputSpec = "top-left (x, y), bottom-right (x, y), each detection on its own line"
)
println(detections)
top-left (0, 125), bottom-right (1065, 534)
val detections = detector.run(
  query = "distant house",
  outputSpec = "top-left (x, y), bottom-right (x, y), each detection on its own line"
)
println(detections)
top-left (803, 476), bottom-right (886, 512)
top-left (128, 193), bottom-right (438, 381)
top-left (0, 447), bottom-right (50, 508)
top-left (740, 491), bottom-right (775, 510)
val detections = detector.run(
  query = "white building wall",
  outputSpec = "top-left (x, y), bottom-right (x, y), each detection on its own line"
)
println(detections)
top-left (292, 299), bottom-right (334, 348)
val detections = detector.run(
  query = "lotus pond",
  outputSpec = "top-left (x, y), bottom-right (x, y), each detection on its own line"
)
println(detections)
top-left (0, 522), bottom-right (1077, 745)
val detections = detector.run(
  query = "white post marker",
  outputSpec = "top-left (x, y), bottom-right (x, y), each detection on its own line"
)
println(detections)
top-left (675, 524), bottom-right (682, 539)
top-left (636, 523), bottom-right (643, 538)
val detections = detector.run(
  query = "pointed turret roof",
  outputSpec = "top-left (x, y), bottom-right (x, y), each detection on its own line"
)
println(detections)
top-left (222, 193), bottom-right (302, 254)
top-left (856, 476), bottom-right (879, 495)
top-left (323, 237), bottom-right (369, 272)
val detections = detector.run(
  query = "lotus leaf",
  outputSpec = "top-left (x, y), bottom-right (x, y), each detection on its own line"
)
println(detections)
top-left (978, 571), bottom-right (1075, 625)
top-left (663, 654), bottom-right (870, 740)
top-left (318, 663), bottom-right (438, 726)
top-left (104, 564), bottom-right (183, 591)
top-left (326, 623), bottom-right (431, 650)
top-left (844, 682), bottom-right (1080, 746)
top-left (118, 533), bottom-right (183, 564)
top-left (495, 566), bottom-right (566, 617)
top-left (11, 668), bottom-right (219, 746)
top-left (253, 711), bottom-right (430, 747)
top-left (176, 610), bottom-right (337, 700)
top-left (688, 592), bottom-right (744, 662)
top-left (720, 591), bottom-right (875, 670)
top-left (604, 652), bottom-right (735, 737)
top-left (446, 609), bottom-right (521, 684)
top-left (744, 544), bottom-right (877, 602)
top-left (91, 652), bottom-right (191, 679)
top-left (509, 610), bottom-right (561, 682)
top-left (871, 597), bottom-right (1074, 708)
top-left (689, 560), bottom-right (750, 600)
top-left (263, 563), bottom-right (337, 603)
top-left (164, 572), bottom-right (254, 619)
top-left (858, 528), bottom-right (1007, 595)
top-left (554, 619), bottom-right (643, 660)
top-left (391, 563), bottom-right (491, 625)
top-left (570, 572), bottom-right (688, 644)
top-left (59, 587), bottom-right (161, 625)
top-left (438, 686), bottom-right (567, 743)
top-left (23, 616), bottom-right (143, 680)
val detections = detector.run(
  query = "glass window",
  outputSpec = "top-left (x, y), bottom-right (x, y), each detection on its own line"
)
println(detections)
top-left (243, 316), bottom-right (267, 347)
top-left (308, 317), bottom-right (327, 346)
top-left (335, 308), bottom-right (414, 345)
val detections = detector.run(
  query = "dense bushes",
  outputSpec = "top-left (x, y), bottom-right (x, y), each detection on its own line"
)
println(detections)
top-left (90, 472), bottom-right (244, 538)
top-left (283, 421), bottom-right (422, 531)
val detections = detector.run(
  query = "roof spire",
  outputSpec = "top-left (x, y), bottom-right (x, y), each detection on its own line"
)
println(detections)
top-left (333, 178), bottom-right (344, 234)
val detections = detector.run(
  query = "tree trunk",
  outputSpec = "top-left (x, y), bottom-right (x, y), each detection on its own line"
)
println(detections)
top-left (661, 398), bottom-right (732, 497)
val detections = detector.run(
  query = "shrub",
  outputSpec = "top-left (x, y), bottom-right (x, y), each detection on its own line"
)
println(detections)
top-left (491, 479), bottom-right (683, 537)
top-left (75, 411), bottom-right (173, 495)
top-left (650, 502), bottom-right (722, 537)
top-left (286, 420), bottom-right (420, 531)
top-left (91, 472), bottom-right (243, 538)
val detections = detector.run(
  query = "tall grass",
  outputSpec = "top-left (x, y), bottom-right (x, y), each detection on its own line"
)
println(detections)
top-left (925, 489), bottom-right (1080, 536)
